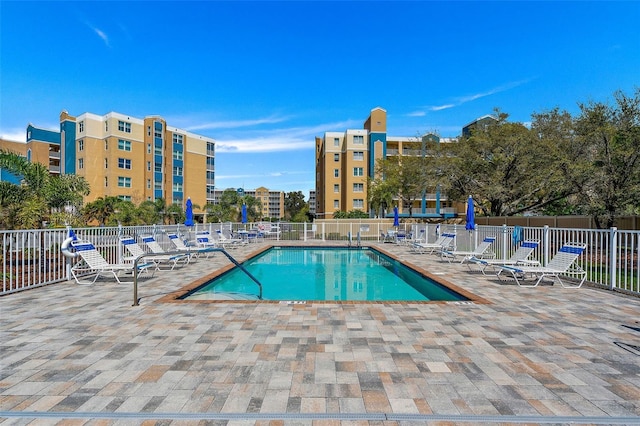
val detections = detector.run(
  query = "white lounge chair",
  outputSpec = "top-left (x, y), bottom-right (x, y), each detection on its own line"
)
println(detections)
top-left (215, 230), bottom-right (247, 248)
top-left (441, 236), bottom-right (496, 263)
top-left (495, 243), bottom-right (587, 288)
top-left (411, 233), bottom-right (456, 254)
top-left (140, 235), bottom-right (190, 268)
top-left (468, 240), bottom-right (540, 274)
top-left (70, 240), bottom-right (154, 285)
top-left (167, 232), bottom-right (210, 258)
top-left (120, 236), bottom-right (187, 271)
top-left (380, 230), bottom-right (395, 243)
top-left (195, 231), bottom-right (219, 249)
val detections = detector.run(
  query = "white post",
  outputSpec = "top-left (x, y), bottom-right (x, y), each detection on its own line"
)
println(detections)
top-left (543, 225), bottom-right (550, 266)
top-left (609, 227), bottom-right (617, 291)
top-left (502, 224), bottom-right (508, 262)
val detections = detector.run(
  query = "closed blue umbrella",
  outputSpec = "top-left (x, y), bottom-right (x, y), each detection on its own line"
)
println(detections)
top-left (241, 203), bottom-right (247, 224)
top-left (393, 206), bottom-right (399, 227)
top-left (465, 195), bottom-right (475, 231)
top-left (184, 198), bottom-right (194, 226)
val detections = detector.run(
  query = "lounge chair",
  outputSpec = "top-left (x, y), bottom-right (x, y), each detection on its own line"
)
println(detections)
top-left (215, 230), bottom-right (247, 248)
top-left (195, 231), bottom-right (219, 249)
top-left (441, 236), bottom-right (496, 263)
top-left (167, 232), bottom-right (210, 258)
top-left (70, 239), bottom-right (154, 285)
top-left (411, 233), bottom-right (456, 254)
top-left (468, 240), bottom-right (540, 274)
top-left (120, 236), bottom-right (187, 271)
top-left (495, 243), bottom-right (587, 288)
top-left (140, 235), bottom-right (191, 268)
top-left (380, 230), bottom-right (395, 243)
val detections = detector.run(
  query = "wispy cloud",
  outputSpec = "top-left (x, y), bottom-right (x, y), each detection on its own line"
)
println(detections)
top-left (409, 79), bottom-right (533, 116)
top-left (81, 19), bottom-right (110, 48)
top-left (186, 116), bottom-right (290, 131)
top-left (407, 111), bottom-right (426, 117)
top-left (214, 120), bottom-right (359, 153)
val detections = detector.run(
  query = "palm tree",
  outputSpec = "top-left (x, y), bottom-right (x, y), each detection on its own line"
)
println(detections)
top-left (0, 149), bottom-right (90, 229)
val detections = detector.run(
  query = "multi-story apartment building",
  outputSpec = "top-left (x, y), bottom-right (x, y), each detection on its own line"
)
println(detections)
top-left (0, 126), bottom-right (62, 184)
top-left (315, 107), bottom-right (460, 220)
top-left (1, 111), bottom-right (216, 214)
top-left (211, 187), bottom-right (285, 220)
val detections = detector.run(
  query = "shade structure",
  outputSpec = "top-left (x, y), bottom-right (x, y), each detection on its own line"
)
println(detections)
top-left (393, 206), bottom-right (399, 227)
top-left (184, 198), bottom-right (194, 226)
top-left (241, 203), bottom-right (247, 224)
top-left (465, 195), bottom-right (475, 231)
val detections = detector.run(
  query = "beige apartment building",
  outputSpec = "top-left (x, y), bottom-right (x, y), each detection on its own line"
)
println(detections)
top-left (1, 111), bottom-right (216, 214)
top-left (315, 107), bottom-right (459, 220)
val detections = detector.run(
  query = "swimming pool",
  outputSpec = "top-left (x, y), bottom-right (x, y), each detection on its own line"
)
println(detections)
top-left (183, 247), bottom-right (469, 302)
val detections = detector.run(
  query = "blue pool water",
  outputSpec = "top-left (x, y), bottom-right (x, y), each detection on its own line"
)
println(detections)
top-left (185, 247), bottom-right (467, 302)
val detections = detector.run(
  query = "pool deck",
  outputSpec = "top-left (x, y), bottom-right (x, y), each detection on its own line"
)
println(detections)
top-left (1, 240), bottom-right (639, 425)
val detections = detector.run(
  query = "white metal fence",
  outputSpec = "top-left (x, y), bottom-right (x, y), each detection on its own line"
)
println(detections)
top-left (1, 222), bottom-right (638, 296)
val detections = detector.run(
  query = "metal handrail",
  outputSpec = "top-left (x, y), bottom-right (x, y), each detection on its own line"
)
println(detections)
top-left (132, 248), bottom-right (263, 306)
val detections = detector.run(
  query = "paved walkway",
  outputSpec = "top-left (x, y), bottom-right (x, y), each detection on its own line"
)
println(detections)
top-left (1, 241), bottom-right (639, 425)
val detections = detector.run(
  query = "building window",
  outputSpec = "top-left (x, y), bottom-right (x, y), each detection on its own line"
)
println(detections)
top-left (334, 184), bottom-right (339, 193)
top-left (154, 181), bottom-right (162, 190)
top-left (334, 153), bottom-right (339, 162)
top-left (353, 151), bottom-right (364, 161)
top-left (118, 158), bottom-right (132, 169)
top-left (353, 199), bottom-right (364, 208)
top-left (173, 166), bottom-right (183, 176)
top-left (104, 158), bottom-right (108, 168)
top-left (118, 120), bottom-right (131, 133)
top-left (104, 140), bottom-right (108, 150)
top-left (173, 134), bottom-right (183, 144)
top-left (173, 150), bottom-right (183, 160)
top-left (78, 140), bottom-right (84, 151)
top-left (353, 135), bottom-right (364, 144)
top-left (353, 183), bottom-right (364, 192)
top-left (147, 143), bottom-right (151, 154)
top-left (118, 139), bottom-right (132, 151)
top-left (147, 126), bottom-right (151, 136)
top-left (118, 195), bottom-right (132, 201)
top-left (78, 121), bottom-right (84, 132)
top-left (154, 163), bottom-right (162, 173)
top-left (147, 161), bottom-right (151, 171)
top-left (147, 179), bottom-right (151, 189)
top-left (118, 176), bottom-right (132, 188)
top-left (353, 167), bottom-right (364, 176)
top-left (78, 158), bottom-right (84, 169)
top-left (334, 169), bottom-right (339, 178)
top-left (154, 146), bottom-right (162, 156)
top-left (334, 200), bottom-right (339, 209)
top-left (105, 177), bottom-right (108, 187)
top-left (105, 121), bottom-right (108, 132)
top-left (333, 137), bottom-right (340, 147)
top-left (173, 182), bottom-right (183, 192)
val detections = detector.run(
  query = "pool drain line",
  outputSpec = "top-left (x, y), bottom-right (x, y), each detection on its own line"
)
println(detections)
top-left (1, 411), bottom-right (638, 424)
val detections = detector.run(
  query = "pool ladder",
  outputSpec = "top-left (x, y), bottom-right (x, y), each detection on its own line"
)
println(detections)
top-left (347, 231), bottom-right (361, 248)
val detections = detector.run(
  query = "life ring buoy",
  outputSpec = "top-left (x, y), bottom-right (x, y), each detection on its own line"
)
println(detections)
top-left (61, 237), bottom-right (79, 258)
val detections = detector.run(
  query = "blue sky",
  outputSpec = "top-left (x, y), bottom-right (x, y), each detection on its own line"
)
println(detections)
top-left (1, 1), bottom-right (638, 198)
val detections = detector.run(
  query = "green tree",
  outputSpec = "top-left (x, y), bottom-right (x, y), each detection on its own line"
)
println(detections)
top-left (367, 177), bottom-right (395, 218)
top-left (443, 111), bottom-right (561, 216)
top-left (573, 89), bottom-right (640, 228)
top-left (0, 149), bottom-right (90, 229)
top-left (375, 155), bottom-right (431, 217)
top-left (284, 191), bottom-right (307, 221)
top-left (82, 196), bottom-right (121, 226)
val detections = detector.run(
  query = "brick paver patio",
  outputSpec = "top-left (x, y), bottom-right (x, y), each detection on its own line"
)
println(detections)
top-left (1, 241), bottom-right (639, 424)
